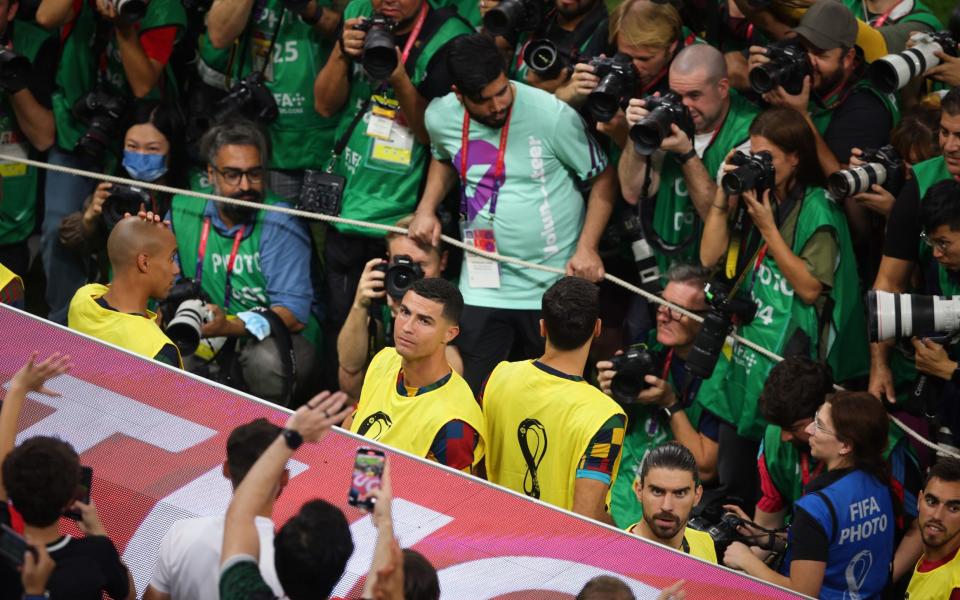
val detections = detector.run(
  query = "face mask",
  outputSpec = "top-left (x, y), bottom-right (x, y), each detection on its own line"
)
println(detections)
top-left (123, 150), bottom-right (168, 182)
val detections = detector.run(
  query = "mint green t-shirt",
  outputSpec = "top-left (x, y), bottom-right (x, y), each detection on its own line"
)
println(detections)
top-left (425, 83), bottom-right (607, 309)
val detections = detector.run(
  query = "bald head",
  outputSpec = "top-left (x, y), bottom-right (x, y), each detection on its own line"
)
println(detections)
top-left (670, 44), bottom-right (727, 83)
top-left (107, 217), bottom-right (172, 269)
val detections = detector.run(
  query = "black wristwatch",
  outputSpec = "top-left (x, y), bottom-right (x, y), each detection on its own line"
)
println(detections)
top-left (282, 428), bottom-right (303, 450)
top-left (674, 147), bottom-right (697, 165)
top-left (662, 401), bottom-right (684, 419)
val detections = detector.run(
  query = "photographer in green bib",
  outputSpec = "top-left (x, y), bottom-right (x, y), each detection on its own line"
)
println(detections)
top-left (37, 0), bottom-right (185, 324)
top-left (870, 88), bottom-right (960, 406)
top-left (202, 0), bottom-right (343, 201)
top-left (313, 0), bottom-right (471, 389)
top-left (698, 106), bottom-right (867, 487)
top-left (619, 44), bottom-right (758, 277)
top-left (0, 0), bottom-right (57, 290)
top-left (746, 0), bottom-right (899, 257)
top-left (167, 121), bottom-right (320, 406)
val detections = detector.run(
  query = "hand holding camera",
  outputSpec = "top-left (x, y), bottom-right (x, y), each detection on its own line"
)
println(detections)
top-left (355, 258), bottom-right (388, 310)
top-left (341, 17), bottom-right (368, 59)
top-left (628, 92), bottom-right (694, 156)
top-left (201, 303), bottom-right (246, 339)
top-left (353, 14), bottom-right (400, 82)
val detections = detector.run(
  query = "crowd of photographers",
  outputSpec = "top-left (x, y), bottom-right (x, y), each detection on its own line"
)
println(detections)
top-left (2, 0), bottom-right (960, 595)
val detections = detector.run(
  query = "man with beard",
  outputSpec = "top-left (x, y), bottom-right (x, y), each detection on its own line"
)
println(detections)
top-left (747, 0), bottom-right (897, 180)
top-left (620, 44), bottom-right (758, 272)
top-left (906, 458), bottom-right (960, 598)
top-left (626, 442), bottom-right (717, 563)
top-left (168, 121), bottom-right (318, 404)
top-left (411, 33), bottom-right (614, 393)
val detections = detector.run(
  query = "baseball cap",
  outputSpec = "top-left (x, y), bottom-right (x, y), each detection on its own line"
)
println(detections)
top-left (792, 0), bottom-right (858, 50)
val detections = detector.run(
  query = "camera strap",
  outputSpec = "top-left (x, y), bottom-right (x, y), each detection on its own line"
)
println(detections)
top-left (195, 217), bottom-right (246, 311)
top-left (250, 306), bottom-right (297, 406)
top-left (458, 105), bottom-right (512, 221)
top-left (637, 155), bottom-right (699, 256)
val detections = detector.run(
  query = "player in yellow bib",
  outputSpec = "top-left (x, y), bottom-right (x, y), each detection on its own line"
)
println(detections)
top-left (0, 263), bottom-right (23, 308)
top-left (482, 277), bottom-right (626, 523)
top-left (906, 458), bottom-right (960, 599)
top-left (68, 216), bottom-right (182, 368)
top-left (347, 278), bottom-right (485, 473)
top-left (626, 442), bottom-right (718, 564)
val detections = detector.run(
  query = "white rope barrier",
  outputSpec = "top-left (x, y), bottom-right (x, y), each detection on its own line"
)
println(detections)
top-left (4, 153), bottom-right (957, 459)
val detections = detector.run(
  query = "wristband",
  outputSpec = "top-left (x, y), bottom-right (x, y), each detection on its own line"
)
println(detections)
top-left (282, 428), bottom-right (303, 450)
top-left (674, 147), bottom-right (697, 165)
top-left (662, 401), bottom-right (684, 419)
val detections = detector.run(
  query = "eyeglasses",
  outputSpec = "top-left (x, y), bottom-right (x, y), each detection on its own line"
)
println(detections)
top-left (813, 409), bottom-right (837, 437)
top-left (921, 231), bottom-right (952, 253)
top-left (657, 301), bottom-right (708, 322)
top-left (213, 166), bottom-right (265, 186)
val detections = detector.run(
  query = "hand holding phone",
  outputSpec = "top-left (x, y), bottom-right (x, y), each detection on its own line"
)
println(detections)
top-left (64, 466), bottom-right (93, 521)
top-left (348, 447), bottom-right (385, 511)
top-left (0, 524), bottom-right (36, 569)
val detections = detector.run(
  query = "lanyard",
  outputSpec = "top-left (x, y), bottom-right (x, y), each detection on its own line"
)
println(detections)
top-left (400, 2), bottom-right (428, 66)
top-left (865, 0), bottom-right (904, 27)
top-left (749, 243), bottom-right (769, 290)
top-left (459, 105), bottom-right (512, 221)
top-left (800, 452), bottom-right (824, 487)
top-left (195, 218), bottom-right (246, 310)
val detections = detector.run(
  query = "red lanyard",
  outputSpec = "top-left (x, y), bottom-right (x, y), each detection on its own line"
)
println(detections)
top-left (399, 2), bottom-right (428, 66)
top-left (801, 452), bottom-right (824, 486)
top-left (195, 217), bottom-right (245, 310)
top-left (661, 348), bottom-right (674, 381)
top-left (869, 0), bottom-right (904, 27)
top-left (459, 105), bottom-right (512, 221)
top-left (749, 242), bottom-right (769, 290)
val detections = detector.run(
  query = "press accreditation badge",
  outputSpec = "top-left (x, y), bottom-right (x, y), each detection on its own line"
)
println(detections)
top-left (366, 95), bottom-right (398, 140)
top-left (0, 130), bottom-right (28, 178)
top-left (371, 123), bottom-right (414, 167)
top-left (463, 228), bottom-right (500, 288)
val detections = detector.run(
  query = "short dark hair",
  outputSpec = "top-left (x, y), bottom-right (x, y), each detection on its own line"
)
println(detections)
top-left (920, 179), bottom-right (960, 233)
top-left (941, 86), bottom-right (960, 117)
top-left (226, 418), bottom-right (283, 490)
top-left (576, 575), bottom-right (636, 600)
top-left (758, 357), bottom-right (834, 428)
top-left (891, 102), bottom-right (941, 164)
top-left (409, 277), bottom-right (464, 324)
top-left (403, 549), bottom-right (440, 600)
top-left (447, 33), bottom-right (505, 99)
top-left (542, 277), bottom-right (600, 351)
top-left (201, 119), bottom-right (270, 167)
top-left (639, 441), bottom-right (699, 485)
top-left (273, 499), bottom-right (354, 600)
top-left (2, 437), bottom-right (81, 526)
top-left (923, 457), bottom-right (960, 489)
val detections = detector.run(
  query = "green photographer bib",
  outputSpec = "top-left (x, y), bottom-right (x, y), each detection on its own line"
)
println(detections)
top-left (650, 91), bottom-right (758, 274)
top-left (705, 188), bottom-right (865, 440)
top-left (169, 184), bottom-right (321, 347)
top-left (0, 20), bottom-right (54, 245)
top-left (843, 0), bottom-right (942, 32)
top-left (52, 0), bottom-right (186, 152)
top-left (196, 0), bottom-right (338, 170)
top-left (809, 77), bottom-right (900, 135)
top-left (332, 0), bottom-right (472, 238)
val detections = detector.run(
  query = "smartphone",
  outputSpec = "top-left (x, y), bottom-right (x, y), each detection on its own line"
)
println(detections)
top-left (0, 524), bottom-right (34, 568)
top-left (348, 447), bottom-right (385, 510)
top-left (64, 466), bottom-right (93, 521)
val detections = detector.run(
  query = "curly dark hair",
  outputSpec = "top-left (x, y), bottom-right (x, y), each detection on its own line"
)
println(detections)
top-left (758, 356), bottom-right (834, 428)
top-left (2, 436), bottom-right (80, 526)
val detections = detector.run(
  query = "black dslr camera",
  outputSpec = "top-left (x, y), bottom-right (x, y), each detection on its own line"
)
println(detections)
top-left (684, 281), bottom-right (757, 379)
top-left (585, 54), bottom-right (638, 123)
top-left (0, 49), bottom-right (30, 93)
top-left (110, 0), bottom-right (148, 24)
top-left (374, 255), bottom-right (424, 301)
top-left (749, 39), bottom-right (810, 96)
top-left (214, 72), bottom-right (279, 124)
top-left (523, 39), bottom-right (576, 81)
top-left (101, 183), bottom-right (151, 229)
top-left (159, 279), bottom-right (213, 357)
top-left (483, 0), bottom-right (544, 38)
top-left (72, 91), bottom-right (128, 168)
top-left (828, 145), bottom-right (905, 199)
top-left (629, 91), bottom-right (695, 155)
top-left (607, 346), bottom-right (658, 404)
top-left (355, 14), bottom-right (398, 81)
top-left (721, 150), bottom-right (775, 196)
top-left (297, 169), bottom-right (345, 217)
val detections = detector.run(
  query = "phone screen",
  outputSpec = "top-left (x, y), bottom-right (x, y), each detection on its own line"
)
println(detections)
top-left (0, 524), bottom-right (30, 568)
top-left (348, 447), bottom-right (385, 510)
top-left (64, 466), bottom-right (93, 521)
